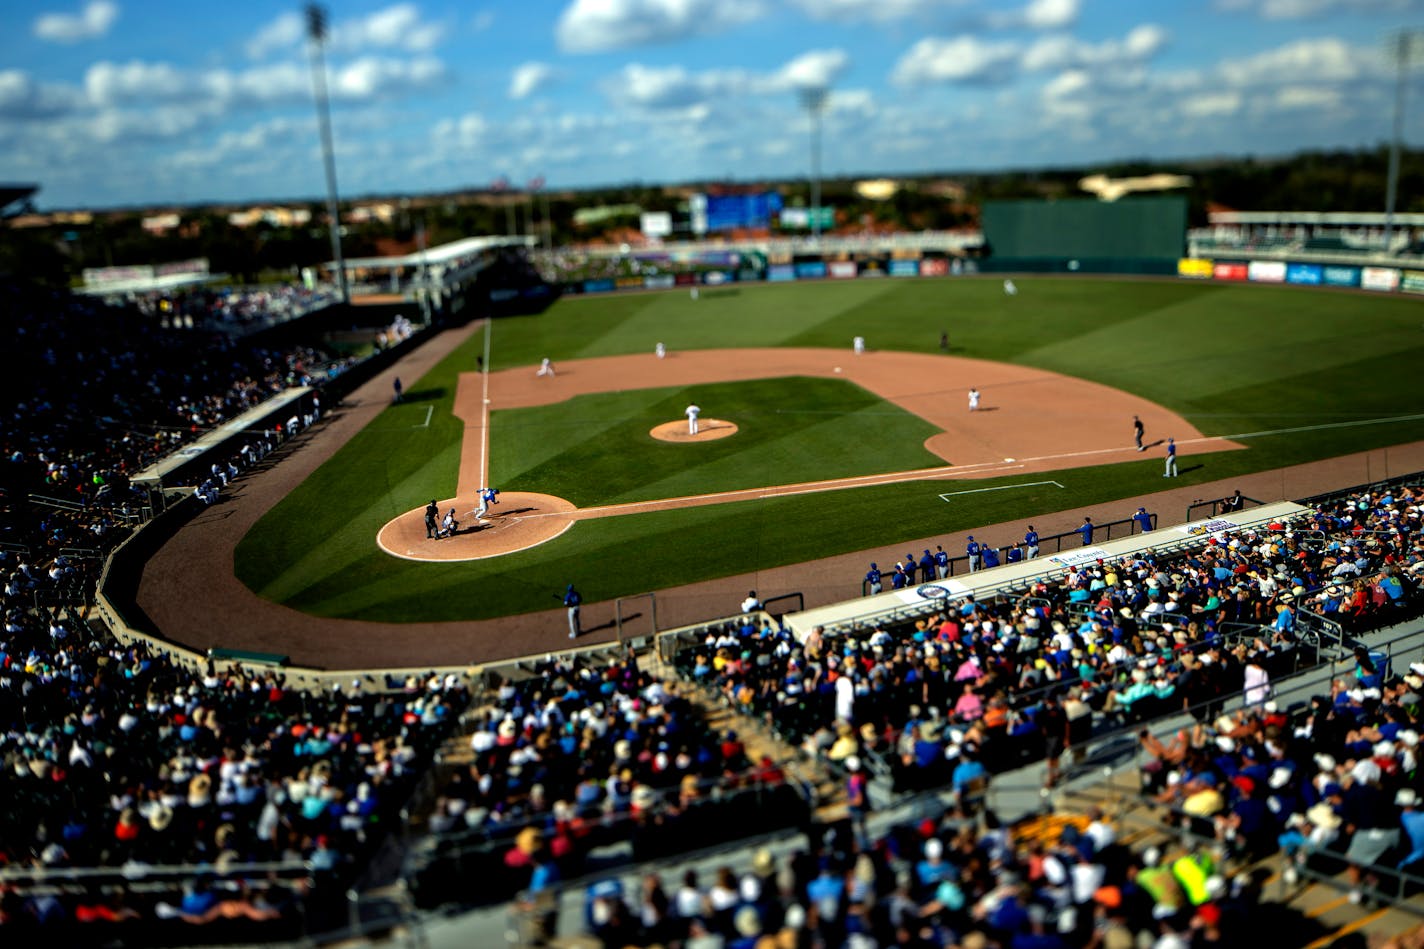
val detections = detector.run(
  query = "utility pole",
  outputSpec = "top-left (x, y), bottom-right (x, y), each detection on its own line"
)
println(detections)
top-left (306, 4), bottom-right (349, 304)
top-left (1385, 30), bottom-right (1422, 252)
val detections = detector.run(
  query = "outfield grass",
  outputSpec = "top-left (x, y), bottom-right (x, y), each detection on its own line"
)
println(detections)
top-left (238, 277), bottom-right (1424, 621)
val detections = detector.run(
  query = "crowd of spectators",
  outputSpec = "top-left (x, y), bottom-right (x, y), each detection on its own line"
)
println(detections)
top-left (0, 600), bottom-right (468, 932)
top-left (1145, 640), bottom-right (1424, 905)
top-left (570, 803), bottom-right (1257, 949)
top-left (675, 486), bottom-right (1424, 794)
top-left (414, 654), bottom-right (805, 908)
top-left (136, 284), bottom-right (339, 331)
top-left (0, 280), bottom-right (356, 604)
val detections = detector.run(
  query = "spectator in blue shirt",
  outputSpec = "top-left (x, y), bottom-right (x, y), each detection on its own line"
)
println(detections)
top-left (1078, 517), bottom-right (1094, 546)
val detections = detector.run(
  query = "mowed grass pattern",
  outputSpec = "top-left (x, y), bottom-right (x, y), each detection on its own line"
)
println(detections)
top-left (238, 277), bottom-right (1424, 621)
top-left (493, 377), bottom-right (943, 506)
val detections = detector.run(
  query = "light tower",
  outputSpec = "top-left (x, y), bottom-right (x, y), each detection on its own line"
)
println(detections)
top-left (306, 4), bottom-right (349, 304)
top-left (1385, 30), bottom-right (1423, 251)
top-left (799, 87), bottom-right (829, 242)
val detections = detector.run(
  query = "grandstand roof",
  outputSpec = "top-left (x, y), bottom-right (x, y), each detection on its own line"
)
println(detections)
top-left (335, 234), bottom-right (534, 271)
top-left (0, 184), bottom-right (38, 217)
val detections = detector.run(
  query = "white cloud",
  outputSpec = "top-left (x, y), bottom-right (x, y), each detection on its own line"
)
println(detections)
top-left (333, 4), bottom-right (443, 53)
top-left (510, 62), bottom-right (559, 100)
top-left (1218, 37), bottom-right (1380, 85)
top-left (0, 70), bottom-right (84, 119)
top-left (1179, 90), bottom-right (1243, 117)
top-left (246, 11), bottom-right (305, 60)
top-left (1219, 0), bottom-right (1424, 18)
top-left (603, 49), bottom-right (852, 109)
top-left (776, 49), bottom-right (850, 91)
top-left (33, 1), bottom-right (118, 43)
top-left (332, 57), bottom-right (446, 99)
top-left (790, 0), bottom-right (969, 21)
top-left (892, 36), bottom-right (1021, 85)
top-left (1022, 24), bottom-right (1168, 71)
top-left (1022, 0), bottom-right (1080, 28)
top-left (246, 4), bottom-right (443, 59)
top-left (556, 0), bottom-right (765, 54)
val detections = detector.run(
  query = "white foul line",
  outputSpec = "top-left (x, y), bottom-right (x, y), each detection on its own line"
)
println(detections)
top-left (417, 405), bottom-right (433, 428)
top-left (479, 321), bottom-right (492, 490)
top-left (938, 480), bottom-right (1065, 502)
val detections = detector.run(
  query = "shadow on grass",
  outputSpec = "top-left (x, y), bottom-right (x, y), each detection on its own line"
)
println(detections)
top-left (395, 388), bottom-right (445, 403)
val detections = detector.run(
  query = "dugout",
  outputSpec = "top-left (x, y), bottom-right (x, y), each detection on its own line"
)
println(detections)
top-left (981, 195), bottom-right (1187, 273)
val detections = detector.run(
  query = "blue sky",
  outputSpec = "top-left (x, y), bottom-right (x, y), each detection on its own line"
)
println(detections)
top-left (3, 0), bottom-right (1423, 209)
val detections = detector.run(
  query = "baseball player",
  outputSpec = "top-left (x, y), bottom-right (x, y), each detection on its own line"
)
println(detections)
top-left (865, 562), bottom-right (882, 596)
top-left (968, 388), bottom-right (981, 412)
top-left (440, 508), bottom-right (458, 538)
top-left (655, 342), bottom-right (666, 359)
top-left (685, 403), bottom-right (701, 435)
top-left (536, 357), bottom-right (555, 377)
top-left (1133, 415), bottom-right (1145, 451)
top-left (966, 536), bottom-right (982, 572)
top-left (853, 336), bottom-right (865, 355)
top-left (1164, 438), bottom-right (1178, 477)
top-left (1003, 278), bottom-right (1017, 296)
top-left (471, 487), bottom-right (500, 523)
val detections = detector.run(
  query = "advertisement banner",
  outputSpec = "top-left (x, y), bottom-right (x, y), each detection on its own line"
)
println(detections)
top-left (858, 258), bottom-right (887, 278)
top-left (1213, 262), bottom-right (1248, 281)
top-left (737, 268), bottom-right (764, 283)
top-left (794, 261), bottom-right (828, 279)
top-left (1361, 267), bottom-right (1401, 292)
top-left (1402, 271), bottom-right (1424, 294)
top-left (703, 270), bottom-right (731, 285)
top-left (919, 259), bottom-right (949, 277)
top-left (1285, 263), bottom-right (1322, 285)
top-left (889, 259), bottom-right (920, 277)
top-left (828, 260), bottom-right (857, 279)
top-left (583, 279), bottom-right (615, 294)
top-left (1247, 260), bottom-right (1287, 283)
top-left (1045, 548), bottom-right (1111, 570)
top-left (1176, 517), bottom-right (1241, 538)
top-left (673, 272), bottom-right (697, 286)
top-left (1322, 265), bottom-right (1360, 287)
top-left (640, 211), bottom-right (672, 239)
top-left (1177, 258), bottom-right (1213, 279)
top-left (83, 264), bottom-right (154, 287)
top-left (615, 276), bottom-right (643, 290)
top-left (767, 264), bottom-right (796, 282)
top-left (643, 274), bottom-right (675, 289)
top-left (156, 258), bottom-right (210, 277)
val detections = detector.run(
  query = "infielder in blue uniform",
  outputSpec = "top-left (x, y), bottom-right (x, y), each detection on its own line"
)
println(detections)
top-left (865, 563), bottom-right (882, 596)
top-left (1024, 526), bottom-right (1040, 559)
top-left (934, 546), bottom-right (950, 579)
top-left (1134, 507), bottom-right (1154, 532)
top-left (966, 536), bottom-right (982, 572)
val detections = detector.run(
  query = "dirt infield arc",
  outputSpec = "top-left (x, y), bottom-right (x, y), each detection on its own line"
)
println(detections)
top-left (375, 347), bottom-right (1243, 562)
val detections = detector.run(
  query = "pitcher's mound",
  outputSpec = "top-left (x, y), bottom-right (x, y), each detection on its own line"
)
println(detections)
top-left (377, 492), bottom-right (578, 562)
top-left (650, 419), bottom-right (739, 443)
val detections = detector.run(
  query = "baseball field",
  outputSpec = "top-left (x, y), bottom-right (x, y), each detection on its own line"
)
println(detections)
top-left (234, 276), bottom-right (1424, 623)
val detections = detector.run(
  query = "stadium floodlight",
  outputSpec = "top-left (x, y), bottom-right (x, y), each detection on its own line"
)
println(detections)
top-left (306, 4), bottom-right (349, 304)
top-left (1385, 29), bottom-right (1423, 252)
top-left (799, 87), bottom-right (829, 243)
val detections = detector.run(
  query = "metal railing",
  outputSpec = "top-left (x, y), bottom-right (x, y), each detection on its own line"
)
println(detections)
top-left (1185, 493), bottom-right (1264, 523)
